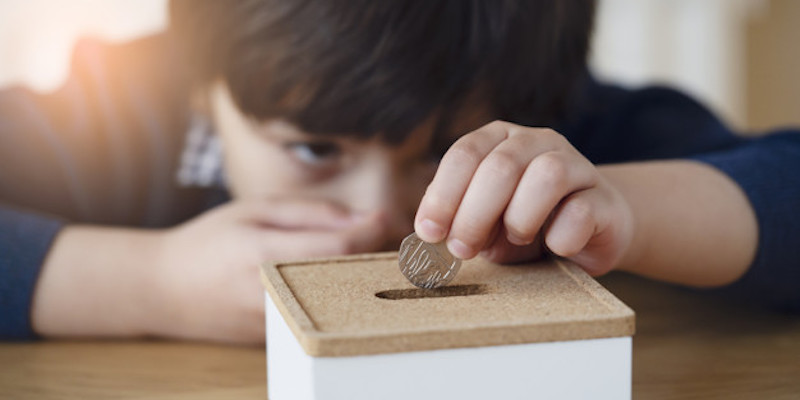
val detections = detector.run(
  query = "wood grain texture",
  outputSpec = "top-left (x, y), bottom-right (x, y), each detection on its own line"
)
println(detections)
top-left (602, 273), bottom-right (800, 400)
top-left (1, 272), bottom-right (798, 399)
top-left (0, 341), bottom-right (265, 400)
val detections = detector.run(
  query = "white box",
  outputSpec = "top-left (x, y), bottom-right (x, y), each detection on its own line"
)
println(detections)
top-left (261, 253), bottom-right (634, 400)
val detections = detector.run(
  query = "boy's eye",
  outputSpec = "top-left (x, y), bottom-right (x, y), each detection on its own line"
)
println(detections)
top-left (283, 141), bottom-right (342, 166)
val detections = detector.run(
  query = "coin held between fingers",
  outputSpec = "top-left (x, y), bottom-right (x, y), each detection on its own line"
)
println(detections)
top-left (398, 232), bottom-right (462, 289)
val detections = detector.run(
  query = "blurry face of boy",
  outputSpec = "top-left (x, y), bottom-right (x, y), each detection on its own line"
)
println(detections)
top-left (208, 82), bottom-right (490, 250)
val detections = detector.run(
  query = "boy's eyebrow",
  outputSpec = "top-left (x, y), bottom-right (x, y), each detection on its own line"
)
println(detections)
top-left (261, 127), bottom-right (357, 145)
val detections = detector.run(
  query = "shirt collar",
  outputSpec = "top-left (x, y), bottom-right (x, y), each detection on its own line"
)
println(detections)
top-left (175, 113), bottom-right (227, 189)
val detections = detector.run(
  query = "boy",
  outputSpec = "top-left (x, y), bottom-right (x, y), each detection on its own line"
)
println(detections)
top-left (1, 0), bottom-right (798, 344)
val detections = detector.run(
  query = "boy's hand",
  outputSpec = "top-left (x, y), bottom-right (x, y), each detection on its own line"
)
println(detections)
top-left (151, 198), bottom-right (386, 344)
top-left (414, 121), bottom-right (634, 276)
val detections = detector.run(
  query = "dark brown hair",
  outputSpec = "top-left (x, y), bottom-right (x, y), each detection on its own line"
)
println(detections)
top-left (169, 0), bottom-right (595, 142)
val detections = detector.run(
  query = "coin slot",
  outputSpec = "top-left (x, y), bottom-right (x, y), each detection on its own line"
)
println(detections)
top-left (375, 284), bottom-right (489, 300)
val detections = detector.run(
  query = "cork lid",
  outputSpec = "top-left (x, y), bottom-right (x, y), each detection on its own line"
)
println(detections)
top-left (260, 252), bottom-right (634, 357)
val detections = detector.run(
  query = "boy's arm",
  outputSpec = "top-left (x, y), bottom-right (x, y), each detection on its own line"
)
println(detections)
top-left (599, 160), bottom-right (758, 287)
top-left (413, 122), bottom-right (758, 286)
top-left (29, 226), bottom-right (164, 338)
top-left (605, 131), bottom-right (800, 305)
top-left (415, 121), bottom-right (800, 311)
top-left (29, 199), bottom-right (388, 343)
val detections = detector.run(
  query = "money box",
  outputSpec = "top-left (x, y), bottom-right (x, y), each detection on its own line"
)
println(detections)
top-left (261, 252), bottom-right (635, 400)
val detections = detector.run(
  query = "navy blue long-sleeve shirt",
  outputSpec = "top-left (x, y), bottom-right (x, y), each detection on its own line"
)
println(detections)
top-left (2, 35), bottom-right (799, 339)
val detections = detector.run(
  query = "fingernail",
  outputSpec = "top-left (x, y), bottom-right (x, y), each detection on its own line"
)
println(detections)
top-left (419, 219), bottom-right (446, 242)
top-left (447, 238), bottom-right (473, 259)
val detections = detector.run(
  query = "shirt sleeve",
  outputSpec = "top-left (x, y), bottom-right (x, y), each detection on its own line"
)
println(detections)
top-left (691, 131), bottom-right (800, 312)
top-left (563, 81), bottom-right (800, 312)
top-left (0, 207), bottom-right (63, 339)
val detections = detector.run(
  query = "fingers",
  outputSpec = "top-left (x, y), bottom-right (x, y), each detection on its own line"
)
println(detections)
top-left (544, 190), bottom-right (602, 258)
top-left (544, 187), bottom-right (627, 276)
top-left (503, 151), bottom-right (597, 246)
top-left (446, 134), bottom-right (545, 258)
top-left (235, 198), bottom-right (358, 230)
top-left (414, 120), bottom-right (609, 264)
top-left (255, 212), bottom-right (388, 260)
top-left (420, 125), bottom-right (594, 260)
top-left (414, 122), bottom-right (511, 243)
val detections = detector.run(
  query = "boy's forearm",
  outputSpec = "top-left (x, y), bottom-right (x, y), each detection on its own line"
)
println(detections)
top-left (31, 226), bottom-right (165, 338)
top-left (600, 160), bottom-right (758, 287)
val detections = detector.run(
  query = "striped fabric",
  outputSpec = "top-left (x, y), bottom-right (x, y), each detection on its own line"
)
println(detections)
top-left (175, 114), bottom-right (226, 189)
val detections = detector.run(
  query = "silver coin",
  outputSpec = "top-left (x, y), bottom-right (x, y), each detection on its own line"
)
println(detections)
top-left (398, 232), bottom-right (461, 289)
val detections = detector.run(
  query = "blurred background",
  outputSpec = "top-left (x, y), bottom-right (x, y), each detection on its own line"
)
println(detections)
top-left (0, 0), bottom-right (797, 133)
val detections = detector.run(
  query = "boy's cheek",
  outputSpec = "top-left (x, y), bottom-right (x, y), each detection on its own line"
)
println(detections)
top-left (222, 145), bottom-right (299, 199)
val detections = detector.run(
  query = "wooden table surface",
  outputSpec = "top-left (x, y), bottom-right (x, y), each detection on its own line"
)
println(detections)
top-left (1, 272), bottom-right (798, 399)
